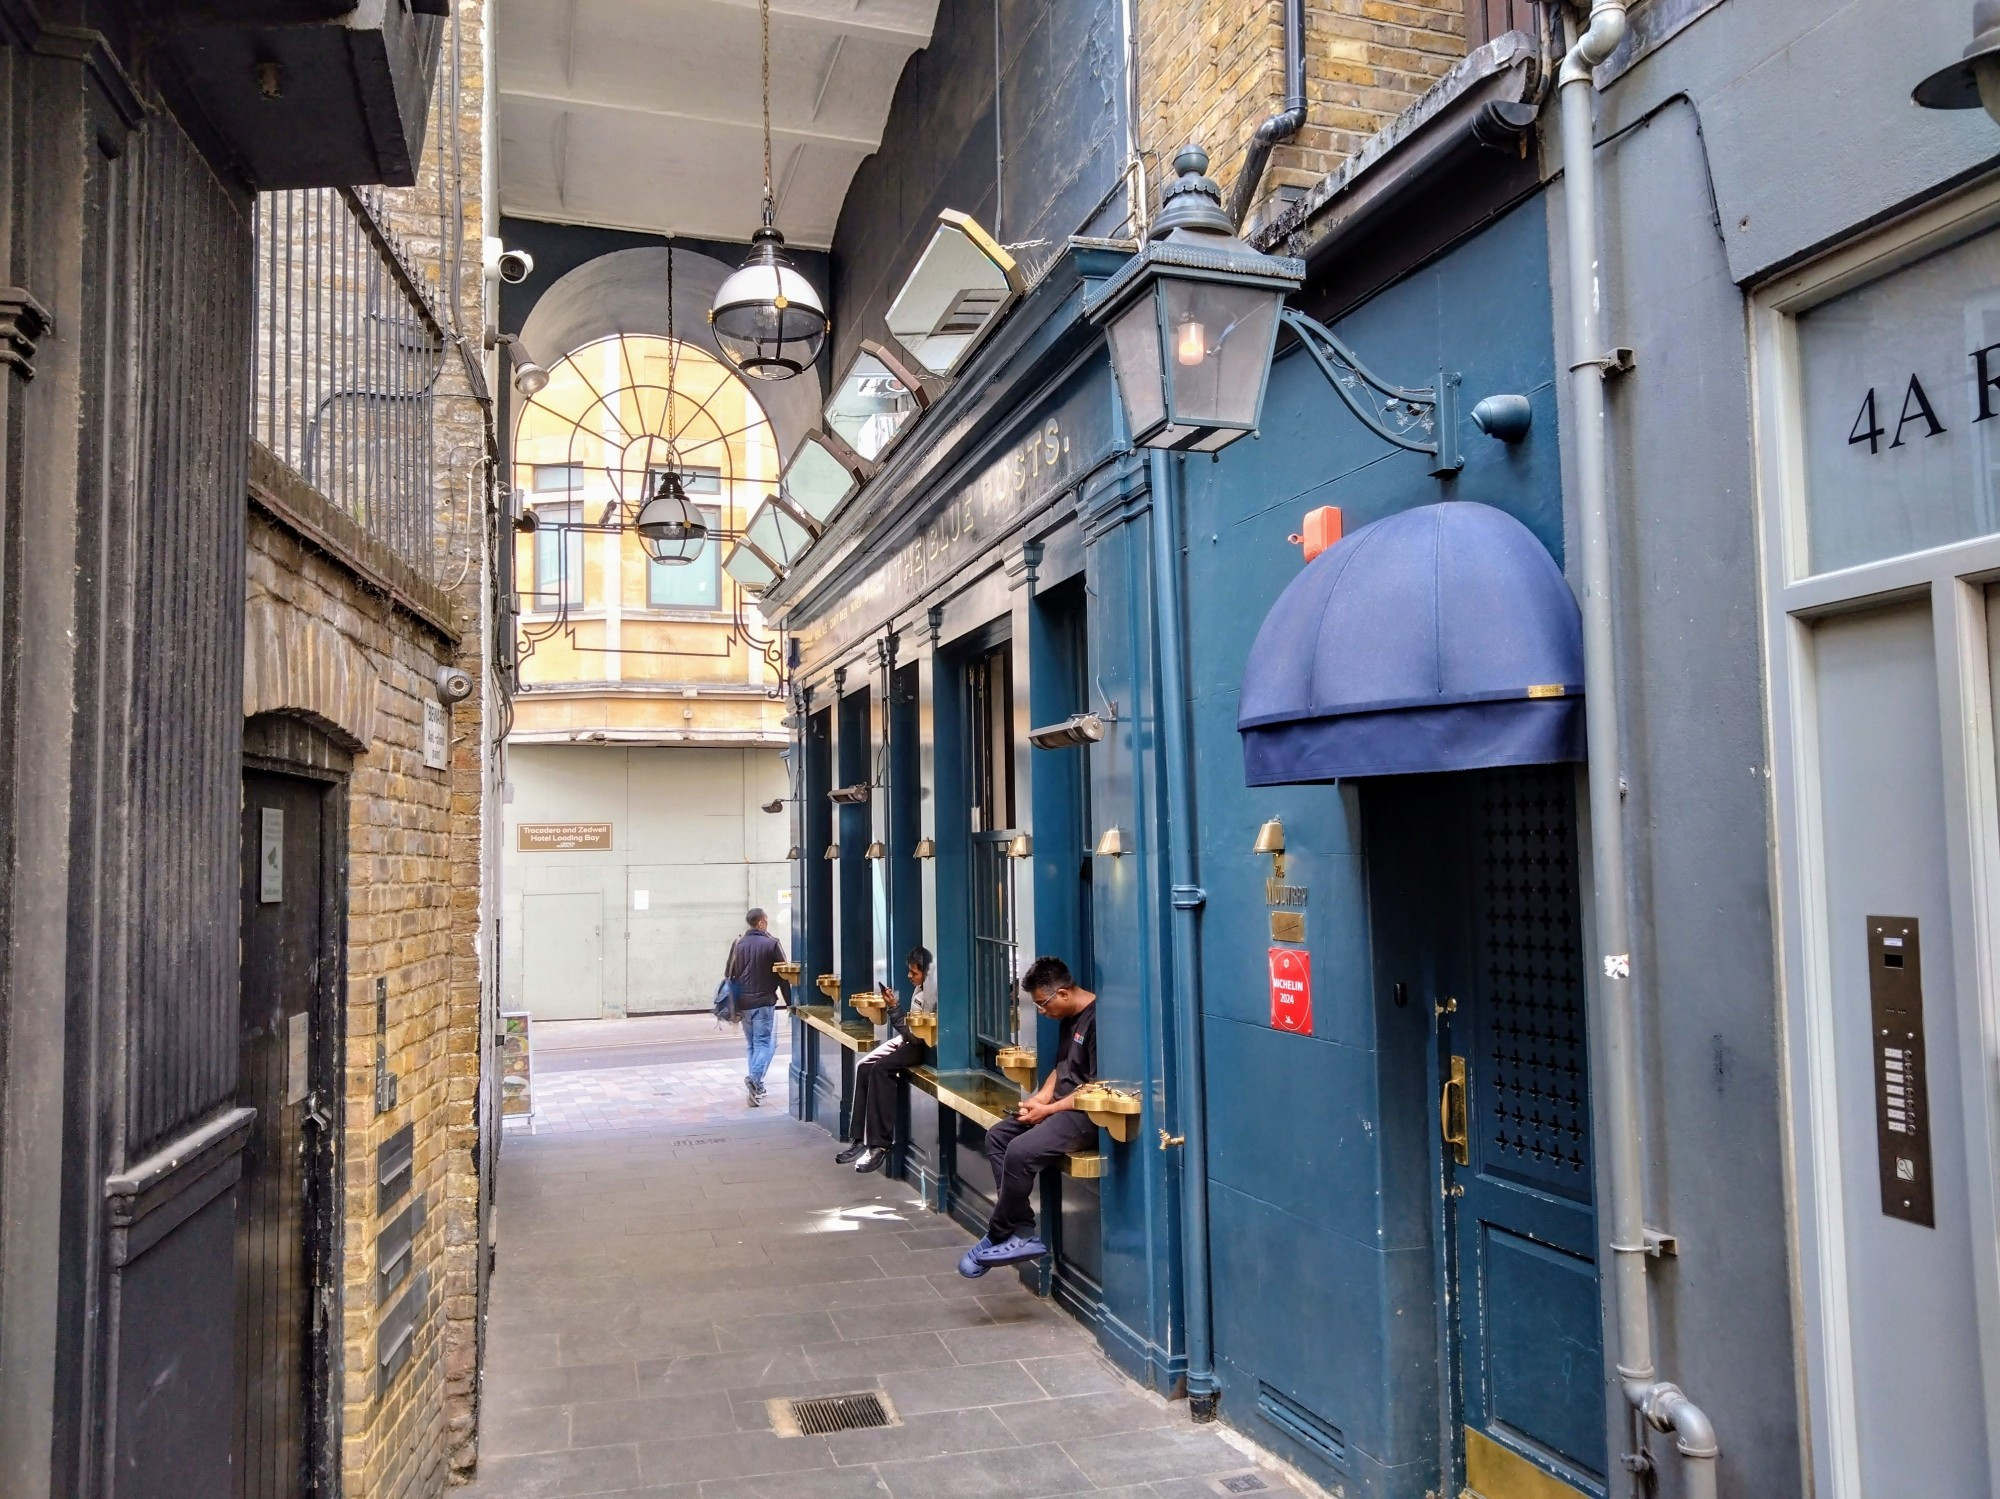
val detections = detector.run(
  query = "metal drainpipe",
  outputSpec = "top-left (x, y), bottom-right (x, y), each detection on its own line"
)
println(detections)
top-left (1227, 0), bottom-right (1307, 229)
top-left (1557, 4), bottom-right (1720, 1497)
top-left (1150, 450), bottom-right (1219, 1420)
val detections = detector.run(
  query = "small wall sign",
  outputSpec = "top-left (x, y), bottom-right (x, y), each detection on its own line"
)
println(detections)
top-left (423, 699), bottom-right (449, 771)
top-left (517, 822), bottom-right (613, 852)
top-left (260, 807), bottom-right (284, 903)
top-left (1269, 947), bottom-right (1312, 1035)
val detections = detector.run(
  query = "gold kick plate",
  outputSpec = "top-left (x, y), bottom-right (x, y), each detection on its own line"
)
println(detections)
top-left (1441, 1054), bottom-right (1469, 1166)
top-left (1464, 1427), bottom-right (1591, 1499)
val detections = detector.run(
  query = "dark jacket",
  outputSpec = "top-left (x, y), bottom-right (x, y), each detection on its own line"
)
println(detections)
top-left (727, 927), bottom-right (791, 1009)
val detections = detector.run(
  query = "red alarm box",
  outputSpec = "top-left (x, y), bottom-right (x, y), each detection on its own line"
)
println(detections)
top-left (1299, 505), bottom-right (1343, 562)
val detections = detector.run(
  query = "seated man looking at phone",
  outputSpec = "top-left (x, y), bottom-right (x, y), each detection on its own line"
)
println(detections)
top-left (959, 956), bottom-right (1097, 1276)
top-left (836, 946), bottom-right (936, 1174)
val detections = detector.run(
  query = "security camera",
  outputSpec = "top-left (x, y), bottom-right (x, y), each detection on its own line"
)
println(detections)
top-left (435, 666), bottom-right (475, 704)
top-left (496, 248), bottom-right (534, 285)
top-left (1028, 713), bottom-right (1105, 751)
top-left (761, 798), bottom-right (785, 814)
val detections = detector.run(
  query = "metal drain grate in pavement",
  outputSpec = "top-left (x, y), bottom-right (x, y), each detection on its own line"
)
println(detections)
top-left (1211, 1476), bottom-right (1272, 1495)
top-left (769, 1391), bottom-right (897, 1437)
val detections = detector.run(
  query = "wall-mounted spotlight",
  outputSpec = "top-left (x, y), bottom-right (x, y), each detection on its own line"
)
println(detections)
top-left (484, 330), bottom-right (548, 396)
top-left (913, 837), bottom-right (937, 859)
top-left (760, 798), bottom-right (785, 814)
top-left (1253, 818), bottom-right (1286, 880)
top-left (1028, 713), bottom-right (1106, 750)
top-left (823, 844), bottom-right (840, 860)
top-left (1093, 827), bottom-right (1125, 858)
top-left (1007, 833), bottom-right (1033, 860)
top-left (828, 783), bottom-right (872, 804)
top-left (865, 841), bottom-right (887, 860)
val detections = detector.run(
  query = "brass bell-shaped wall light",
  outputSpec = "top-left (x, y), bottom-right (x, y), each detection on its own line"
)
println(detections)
top-left (912, 837), bottom-right (937, 859)
top-left (1253, 818), bottom-right (1286, 880)
top-left (1093, 827), bottom-right (1125, 858)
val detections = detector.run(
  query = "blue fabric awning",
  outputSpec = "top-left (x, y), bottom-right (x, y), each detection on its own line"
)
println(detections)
top-left (1238, 501), bottom-right (1585, 785)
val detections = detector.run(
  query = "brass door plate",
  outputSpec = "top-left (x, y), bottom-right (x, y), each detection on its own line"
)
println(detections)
top-left (1269, 911), bottom-right (1305, 943)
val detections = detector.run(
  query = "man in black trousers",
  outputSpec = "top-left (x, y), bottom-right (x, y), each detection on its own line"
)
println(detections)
top-left (959, 956), bottom-right (1097, 1276)
top-left (838, 946), bottom-right (935, 1173)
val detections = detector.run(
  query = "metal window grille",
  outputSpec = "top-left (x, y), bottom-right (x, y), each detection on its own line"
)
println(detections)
top-left (251, 186), bottom-right (446, 579)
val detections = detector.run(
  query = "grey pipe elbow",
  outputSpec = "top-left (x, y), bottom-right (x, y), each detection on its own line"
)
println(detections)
top-left (1559, 0), bottom-right (1629, 87)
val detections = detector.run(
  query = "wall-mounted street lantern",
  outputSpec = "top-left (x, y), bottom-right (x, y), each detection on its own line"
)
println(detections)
top-left (1089, 146), bottom-right (1524, 475)
top-left (1915, 1), bottom-right (2000, 125)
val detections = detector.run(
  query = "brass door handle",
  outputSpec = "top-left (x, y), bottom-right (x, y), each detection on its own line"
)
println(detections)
top-left (1441, 1054), bottom-right (1469, 1166)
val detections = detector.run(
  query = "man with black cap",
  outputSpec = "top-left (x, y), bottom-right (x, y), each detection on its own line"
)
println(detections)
top-left (725, 908), bottom-right (790, 1106)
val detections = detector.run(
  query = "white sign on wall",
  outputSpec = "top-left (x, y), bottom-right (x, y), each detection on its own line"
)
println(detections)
top-left (423, 699), bottom-right (449, 771)
top-left (260, 808), bottom-right (284, 904)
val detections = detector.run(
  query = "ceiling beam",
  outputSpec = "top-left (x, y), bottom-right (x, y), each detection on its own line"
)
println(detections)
top-left (500, 86), bottom-right (885, 149)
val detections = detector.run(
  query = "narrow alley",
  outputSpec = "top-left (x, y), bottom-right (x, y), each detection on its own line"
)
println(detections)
top-left (464, 1019), bottom-right (1299, 1499)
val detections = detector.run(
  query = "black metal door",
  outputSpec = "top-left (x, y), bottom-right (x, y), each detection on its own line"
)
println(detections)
top-left (235, 770), bottom-right (334, 1499)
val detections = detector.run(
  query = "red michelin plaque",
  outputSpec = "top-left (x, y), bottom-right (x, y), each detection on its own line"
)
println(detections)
top-left (1268, 947), bottom-right (1312, 1034)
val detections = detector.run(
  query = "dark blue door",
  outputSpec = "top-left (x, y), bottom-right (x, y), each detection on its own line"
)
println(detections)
top-left (1439, 768), bottom-right (1605, 1497)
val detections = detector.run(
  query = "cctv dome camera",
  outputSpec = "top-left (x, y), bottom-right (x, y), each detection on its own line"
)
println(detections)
top-left (496, 248), bottom-right (534, 285)
top-left (435, 666), bottom-right (475, 704)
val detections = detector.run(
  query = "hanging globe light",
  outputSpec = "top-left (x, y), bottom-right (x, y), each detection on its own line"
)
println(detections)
top-left (710, 226), bottom-right (828, 380)
top-left (708, 0), bottom-right (828, 381)
top-left (635, 468), bottom-right (708, 566)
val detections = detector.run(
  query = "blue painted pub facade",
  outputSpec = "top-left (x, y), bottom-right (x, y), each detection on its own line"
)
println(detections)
top-left (759, 26), bottom-right (1616, 1494)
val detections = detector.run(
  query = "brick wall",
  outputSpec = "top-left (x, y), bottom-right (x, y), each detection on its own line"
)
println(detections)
top-left (1136, 0), bottom-right (1469, 236)
top-left (334, 0), bottom-right (499, 1492)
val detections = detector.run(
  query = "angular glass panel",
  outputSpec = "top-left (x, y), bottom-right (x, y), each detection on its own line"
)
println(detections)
top-left (723, 540), bottom-right (780, 593)
top-left (825, 352), bottom-right (917, 461)
top-left (1108, 298), bottom-right (1168, 443)
top-left (885, 214), bottom-right (1021, 375)
top-left (1160, 278), bottom-right (1282, 434)
top-left (745, 500), bottom-right (812, 568)
top-left (783, 433), bottom-right (858, 523)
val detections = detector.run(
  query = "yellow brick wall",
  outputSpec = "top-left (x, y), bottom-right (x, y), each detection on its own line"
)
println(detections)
top-left (333, 0), bottom-right (497, 1492)
top-left (1136, 0), bottom-right (1469, 236)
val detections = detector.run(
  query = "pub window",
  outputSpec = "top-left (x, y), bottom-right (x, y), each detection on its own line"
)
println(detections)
top-left (965, 638), bottom-right (1018, 1054)
top-left (646, 505), bottom-right (722, 609)
top-left (532, 462), bottom-right (585, 493)
top-left (532, 501), bottom-right (584, 609)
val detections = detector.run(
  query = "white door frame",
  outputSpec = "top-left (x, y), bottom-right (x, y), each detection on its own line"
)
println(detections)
top-left (1752, 175), bottom-right (2000, 1499)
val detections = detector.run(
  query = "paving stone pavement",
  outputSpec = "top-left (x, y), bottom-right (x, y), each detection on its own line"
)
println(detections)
top-left (466, 1045), bottom-right (1307, 1498)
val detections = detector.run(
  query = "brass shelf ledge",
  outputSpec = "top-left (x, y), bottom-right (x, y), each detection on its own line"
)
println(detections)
top-left (1070, 1082), bottom-right (1143, 1143)
top-left (904, 1012), bottom-right (938, 1045)
top-left (995, 1047), bottom-right (1037, 1090)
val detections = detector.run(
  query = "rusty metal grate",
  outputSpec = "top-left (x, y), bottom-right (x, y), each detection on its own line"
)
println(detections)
top-left (781, 1392), bottom-right (891, 1436)
top-left (1211, 1476), bottom-right (1271, 1495)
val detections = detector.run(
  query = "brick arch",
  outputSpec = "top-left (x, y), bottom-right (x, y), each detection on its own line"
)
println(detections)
top-left (243, 594), bottom-right (378, 751)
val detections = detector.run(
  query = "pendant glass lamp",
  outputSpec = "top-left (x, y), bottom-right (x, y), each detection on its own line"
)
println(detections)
top-left (635, 468), bottom-right (708, 565)
top-left (709, 0), bottom-right (828, 381)
top-left (711, 228), bottom-right (827, 380)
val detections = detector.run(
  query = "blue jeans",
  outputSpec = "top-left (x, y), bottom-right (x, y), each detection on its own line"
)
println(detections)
top-left (743, 1004), bottom-right (777, 1088)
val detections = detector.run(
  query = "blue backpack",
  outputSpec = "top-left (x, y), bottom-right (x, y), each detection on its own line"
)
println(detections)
top-left (714, 938), bottom-right (743, 1022)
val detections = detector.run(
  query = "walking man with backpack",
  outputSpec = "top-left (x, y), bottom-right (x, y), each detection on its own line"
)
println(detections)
top-left (725, 909), bottom-right (791, 1106)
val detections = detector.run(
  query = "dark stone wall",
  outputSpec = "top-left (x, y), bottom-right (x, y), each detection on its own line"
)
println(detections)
top-left (827, 0), bottom-right (1126, 378)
